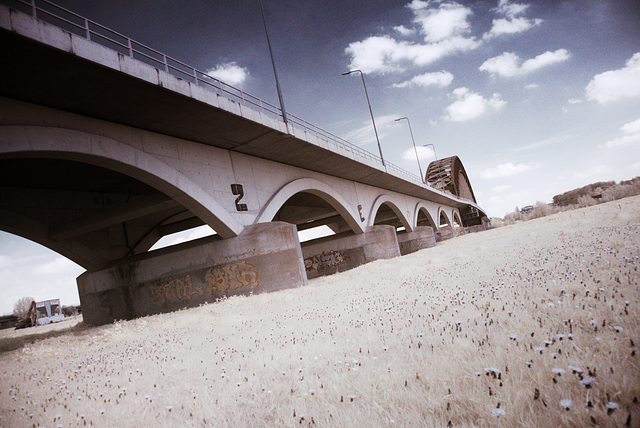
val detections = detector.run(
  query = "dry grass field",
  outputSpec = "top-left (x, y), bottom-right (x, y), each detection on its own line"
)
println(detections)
top-left (1, 196), bottom-right (639, 427)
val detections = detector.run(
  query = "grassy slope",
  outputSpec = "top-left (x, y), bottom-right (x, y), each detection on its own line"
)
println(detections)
top-left (1, 196), bottom-right (639, 427)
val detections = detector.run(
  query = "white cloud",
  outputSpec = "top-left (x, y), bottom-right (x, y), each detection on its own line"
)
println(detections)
top-left (393, 71), bottom-right (453, 89)
top-left (479, 49), bottom-right (570, 77)
top-left (394, 25), bottom-right (415, 36)
top-left (32, 257), bottom-right (80, 275)
top-left (0, 255), bottom-right (10, 269)
top-left (603, 117), bottom-right (640, 148)
top-left (571, 165), bottom-right (614, 181)
top-left (479, 162), bottom-right (535, 179)
top-left (524, 83), bottom-right (539, 90)
top-left (206, 62), bottom-right (248, 86)
top-left (585, 53), bottom-right (640, 103)
top-left (492, 184), bottom-right (513, 193)
top-left (411, 1), bottom-right (472, 43)
top-left (344, 114), bottom-right (399, 147)
top-left (442, 87), bottom-right (506, 122)
top-left (401, 145), bottom-right (436, 162)
top-left (345, 1), bottom-right (479, 74)
top-left (485, 0), bottom-right (542, 39)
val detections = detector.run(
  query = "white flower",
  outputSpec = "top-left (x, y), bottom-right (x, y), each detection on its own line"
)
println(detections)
top-left (492, 407), bottom-right (506, 417)
top-left (559, 399), bottom-right (573, 410)
top-left (552, 368), bottom-right (567, 375)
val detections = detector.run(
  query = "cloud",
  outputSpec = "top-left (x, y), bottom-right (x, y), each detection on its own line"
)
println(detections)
top-left (394, 25), bottom-right (415, 36)
top-left (479, 49), bottom-right (570, 77)
top-left (479, 162), bottom-right (535, 179)
top-left (411, 1), bottom-right (472, 43)
top-left (393, 71), bottom-right (453, 88)
top-left (0, 255), bottom-right (10, 269)
top-left (602, 117), bottom-right (640, 148)
top-left (401, 145), bottom-right (436, 162)
top-left (442, 87), bottom-right (506, 122)
top-left (32, 257), bottom-right (80, 275)
top-left (206, 62), bottom-right (248, 86)
top-left (345, 1), bottom-right (479, 74)
top-left (344, 114), bottom-right (399, 147)
top-left (492, 184), bottom-right (513, 193)
top-left (524, 83), bottom-right (539, 90)
top-left (586, 53), bottom-right (640, 103)
top-left (484, 0), bottom-right (542, 39)
top-left (571, 165), bottom-right (614, 181)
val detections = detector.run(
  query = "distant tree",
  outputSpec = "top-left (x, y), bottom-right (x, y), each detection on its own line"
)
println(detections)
top-left (13, 296), bottom-right (35, 319)
top-left (61, 305), bottom-right (76, 317)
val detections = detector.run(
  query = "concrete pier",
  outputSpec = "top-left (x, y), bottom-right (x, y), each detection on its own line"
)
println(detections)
top-left (301, 225), bottom-right (400, 279)
top-left (397, 226), bottom-right (436, 256)
top-left (77, 222), bottom-right (306, 325)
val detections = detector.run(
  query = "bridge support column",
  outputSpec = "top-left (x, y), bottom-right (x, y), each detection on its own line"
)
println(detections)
top-left (435, 226), bottom-right (454, 242)
top-left (301, 225), bottom-right (400, 279)
top-left (397, 226), bottom-right (436, 256)
top-left (77, 222), bottom-right (307, 325)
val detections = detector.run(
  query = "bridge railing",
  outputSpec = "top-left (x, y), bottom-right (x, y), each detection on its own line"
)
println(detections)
top-left (6, 0), bottom-right (437, 192)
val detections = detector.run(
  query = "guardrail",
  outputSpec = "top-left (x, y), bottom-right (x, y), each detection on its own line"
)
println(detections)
top-left (5, 0), bottom-right (441, 192)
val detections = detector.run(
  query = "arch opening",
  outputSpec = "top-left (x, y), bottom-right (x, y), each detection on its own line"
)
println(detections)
top-left (453, 212), bottom-right (462, 228)
top-left (373, 203), bottom-right (407, 233)
top-left (416, 207), bottom-right (436, 230)
top-left (439, 211), bottom-right (450, 227)
top-left (273, 191), bottom-right (358, 243)
top-left (0, 158), bottom-right (220, 270)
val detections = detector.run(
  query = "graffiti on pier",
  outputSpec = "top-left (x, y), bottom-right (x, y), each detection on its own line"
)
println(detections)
top-left (148, 261), bottom-right (260, 306)
top-left (304, 250), bottom-right (347, 273)
top-left (205, 261), bottom-right (260, 294)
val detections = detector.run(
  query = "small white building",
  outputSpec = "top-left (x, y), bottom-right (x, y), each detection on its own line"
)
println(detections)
top-left (35, 299), bottom-right (65, 325)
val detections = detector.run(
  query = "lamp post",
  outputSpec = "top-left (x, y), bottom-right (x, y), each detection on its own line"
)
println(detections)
top-left (259, 0), bottom-right (288, 124)
top-left (342, 69), bottom-right (384, 166)
top-left (395, 116), bottom-right (423, 183)
top-left (424, 144), bottom-right (438, 160)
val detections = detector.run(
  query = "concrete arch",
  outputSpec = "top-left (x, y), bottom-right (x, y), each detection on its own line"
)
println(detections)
top-left (0, 126), bottom-right (242, 239)
top-left (438, 208), bottom-right (451, 228)
top-left (452, 211), bottom-right (462, 227)
top-left (256, 178), bottom-right (364, 234)
top-left (368, 195), bottom-right (413, 232)
top-left (413, 202), bottom-right (437, 230)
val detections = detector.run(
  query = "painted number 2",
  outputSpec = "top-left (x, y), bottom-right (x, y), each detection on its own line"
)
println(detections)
top-left (231, 184), bottom-right (248, 211)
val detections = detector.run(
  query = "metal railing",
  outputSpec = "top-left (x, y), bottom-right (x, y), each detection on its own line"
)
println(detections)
top-left (6, 0), bottom-right (437, 192)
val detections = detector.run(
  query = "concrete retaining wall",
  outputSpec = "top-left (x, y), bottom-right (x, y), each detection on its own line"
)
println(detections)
top-left (77, 222), bottom-right (306, 325)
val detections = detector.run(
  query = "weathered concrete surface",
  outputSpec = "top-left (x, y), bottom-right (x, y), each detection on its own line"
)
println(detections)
top-left (435, 226), bottom-right (454, 242)
top-left (397, 226), bottom-right (436, 256)
top-left (77, 222), bottom-right (306, 325)
top-left (301, 226), bottom-right (400, 279)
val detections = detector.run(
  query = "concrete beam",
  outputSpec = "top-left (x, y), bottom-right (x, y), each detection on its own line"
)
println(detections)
top-left (50, 195), bottom-right (180, 240)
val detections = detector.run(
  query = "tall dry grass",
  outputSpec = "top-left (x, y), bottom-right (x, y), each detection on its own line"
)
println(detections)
top-left (1, 196), bottom-right (639, 427)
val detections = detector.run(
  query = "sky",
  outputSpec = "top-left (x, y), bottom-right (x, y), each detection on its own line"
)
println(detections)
top-left (1, 0), bottom-right (640, 313)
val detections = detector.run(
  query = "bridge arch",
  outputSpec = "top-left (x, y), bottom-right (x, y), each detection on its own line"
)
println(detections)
top-left (438, 208), bottom-right (451, 228)
top-left (368, 195), bottom-right (413, 232)
top-left (452, 211), bottom-right (462, 228)
top-left (256, 178), bottom-right (364, 234)
top-left (414, 203), bottom-right (437, 230)
top-left (0, 126), bottom-right (242, 270)
top-left (425, 156), bottom-right (477, 203)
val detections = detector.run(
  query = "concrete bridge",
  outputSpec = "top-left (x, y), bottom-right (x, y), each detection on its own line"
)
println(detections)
top-left (0, 2), bottom-right (487, 325)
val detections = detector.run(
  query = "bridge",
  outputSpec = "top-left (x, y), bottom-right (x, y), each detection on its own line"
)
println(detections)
top-left (0, 1), bottom-right (488, 325)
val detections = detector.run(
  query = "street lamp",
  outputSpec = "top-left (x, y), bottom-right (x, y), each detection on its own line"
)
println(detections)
top-left (342, 70), bottom-right (384, 166)
top-left (395, 116), bottom-right (424, 183)
top-left (259, 0), bottom-right (288, 124)
top-left (424, 144), bottom-right (438, 161)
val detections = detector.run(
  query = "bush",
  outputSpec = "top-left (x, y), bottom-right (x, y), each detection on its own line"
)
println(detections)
top-left (13, 296), bottom-right (35, 319)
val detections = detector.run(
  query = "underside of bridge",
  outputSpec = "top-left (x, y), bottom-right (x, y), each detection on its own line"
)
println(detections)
top-left (273, 192), bottom-right (353, 236)
top-left (0, 158), bottom-right (210, 272)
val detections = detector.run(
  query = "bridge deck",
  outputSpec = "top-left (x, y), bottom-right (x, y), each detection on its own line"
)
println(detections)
top-left (0, 1), bottom-right (482, 212)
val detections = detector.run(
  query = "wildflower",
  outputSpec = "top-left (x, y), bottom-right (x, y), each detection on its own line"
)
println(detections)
top-left (552, 368), bottom-right (567, 375)
top-left (492, 407), bottom-right (506, 417)
top-left (559, 399), bottom-right (573, 410)
top-left (567, 366), bottom-right (583, 374)
top-left (614, 326), bottom-right (623, 332)
top-left (606, 402), bottom-right (618, 415)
